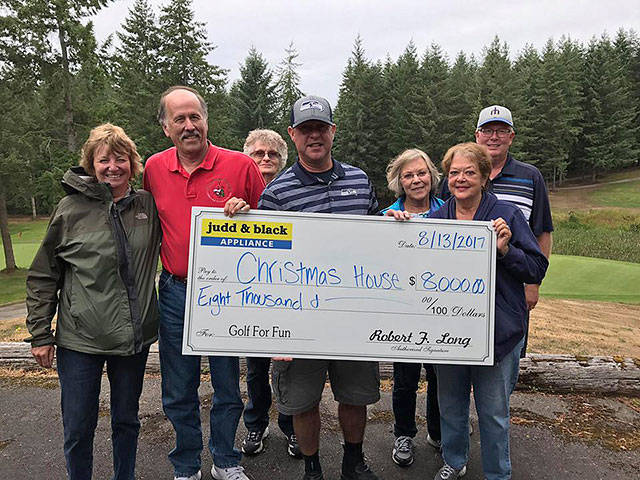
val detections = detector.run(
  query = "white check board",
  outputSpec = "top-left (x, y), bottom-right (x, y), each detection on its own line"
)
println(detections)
top-left (182, 208), bottom-right (496, 365)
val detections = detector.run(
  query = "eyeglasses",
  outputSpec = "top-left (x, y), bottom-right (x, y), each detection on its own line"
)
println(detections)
top-left (250, 149), bottom-right (281, 160)
top-left (401, 170), bottom-right (430, 182)
top-left (448, 169), bottom-right (479, 179)
top-left (476, 127), bottom-right (512, 138)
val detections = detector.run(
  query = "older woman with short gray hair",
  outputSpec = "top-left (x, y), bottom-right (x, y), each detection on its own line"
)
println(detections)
top-left (243, 129), bottom-right (288, 184)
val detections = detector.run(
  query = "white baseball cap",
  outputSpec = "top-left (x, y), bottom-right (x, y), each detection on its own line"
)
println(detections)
top-left (477, 105), bottom-right (514, 129)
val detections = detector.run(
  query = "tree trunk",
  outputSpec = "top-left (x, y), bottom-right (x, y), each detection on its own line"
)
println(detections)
top-left (30, 196), bottom-right (37, 219)
top-left (56, 15), bottom-right (77, 152)
top-left (0, 184), bottom-right (17, 272)
top-left (1, 345), bottom-right (638, 395)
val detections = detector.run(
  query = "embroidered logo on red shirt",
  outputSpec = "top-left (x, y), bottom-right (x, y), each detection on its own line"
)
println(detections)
top-left (206, 178), bottom-right (232, 203)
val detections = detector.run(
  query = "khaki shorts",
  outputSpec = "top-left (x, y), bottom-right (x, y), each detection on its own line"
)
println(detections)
top-left (272, 359), bottom-right (380, 415)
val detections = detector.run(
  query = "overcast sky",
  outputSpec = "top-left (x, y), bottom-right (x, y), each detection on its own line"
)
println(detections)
top-left (94, 0), bottom-right (640, 105)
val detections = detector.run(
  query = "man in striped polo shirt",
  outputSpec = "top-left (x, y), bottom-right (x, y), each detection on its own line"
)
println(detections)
top-left (259, 95), bottom-right (381, 480)
top-left (441, 105), bottom-right (553, 355)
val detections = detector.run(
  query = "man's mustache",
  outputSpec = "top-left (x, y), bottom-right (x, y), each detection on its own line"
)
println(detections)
top-left (181, 131), bottom-right (201, 140)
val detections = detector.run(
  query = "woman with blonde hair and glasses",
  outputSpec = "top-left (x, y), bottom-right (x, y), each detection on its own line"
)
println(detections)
top-left (380, 148), bottom-right (445, 468)
top-left (26, 123), bottom-right (162, 480)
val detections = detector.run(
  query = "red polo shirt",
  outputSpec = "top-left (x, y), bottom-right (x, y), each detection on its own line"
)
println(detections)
top-left (143, 143), bottom-right (265, 278)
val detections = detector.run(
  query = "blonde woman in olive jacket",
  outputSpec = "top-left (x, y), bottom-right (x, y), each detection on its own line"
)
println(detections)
top-left (26, 124), bottom-right (161, 480)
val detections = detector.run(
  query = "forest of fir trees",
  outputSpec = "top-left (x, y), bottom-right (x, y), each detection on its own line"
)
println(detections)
top-left (1, 0), bottom-right (639, 221)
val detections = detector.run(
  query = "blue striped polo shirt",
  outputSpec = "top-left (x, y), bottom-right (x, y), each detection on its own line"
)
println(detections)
top-left (259, 159), bottom-right (379, 215)
top-left (440, 154), bottom-right (553, 236)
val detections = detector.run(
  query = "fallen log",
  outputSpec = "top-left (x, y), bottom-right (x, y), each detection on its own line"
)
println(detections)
top-left (1, 343), bottom-right (638, 396)
top-left (516, 353), bottom-right (640, 396)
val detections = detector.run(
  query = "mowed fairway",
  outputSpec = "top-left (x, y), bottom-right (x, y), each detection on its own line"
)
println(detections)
top-left (0, 218), bottom-right (47, 305)
top-left (0, 218), bottom-right (47, 268)
top-left (541, 255), bottom-right (640, 304)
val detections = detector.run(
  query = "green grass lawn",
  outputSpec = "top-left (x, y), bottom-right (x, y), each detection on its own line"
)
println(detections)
top-left (541, 254), bottom-right (640, 304)
top-left (590, 179), bottom-right (640, 208)
top-left (0, 269), bottom-right (28, 305)
top-left (0, 218), bottom-right (47, 269)
top-left (1, 218), bottom-right (47, 305)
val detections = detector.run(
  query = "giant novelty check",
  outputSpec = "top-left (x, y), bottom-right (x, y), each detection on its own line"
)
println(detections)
top-left (182, 208), bottom-right (496, 365)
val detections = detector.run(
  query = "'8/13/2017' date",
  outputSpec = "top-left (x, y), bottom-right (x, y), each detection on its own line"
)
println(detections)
top-left (418, 230), bottom-right (487, 250)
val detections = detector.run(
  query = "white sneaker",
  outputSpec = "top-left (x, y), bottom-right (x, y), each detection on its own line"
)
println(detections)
top-left (174, 470), bottom-right (201, 480)
top-left (434, 463), bottom-right (466, 480)
top-left (211, 463), bottom-right (250, 480)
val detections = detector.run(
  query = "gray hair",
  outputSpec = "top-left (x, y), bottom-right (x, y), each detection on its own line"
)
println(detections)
top-left (243, 129), bottom-right (288, 171)
top-left (157, 85), bottom-right (208, 126)
top-left (385, 148), bottom-right (441, 198)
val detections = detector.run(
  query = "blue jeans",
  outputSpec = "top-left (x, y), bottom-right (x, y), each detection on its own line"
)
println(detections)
top-left (158, 271), bottom-right (243, 477)
top-left (435, 338), bottom-right (524, 480)
top-left (244, 357), bottom-right (294, 436)
top-left (57, 345), bottom-right (149, 480)
top-left (392, 363), bottom-right (440, 441)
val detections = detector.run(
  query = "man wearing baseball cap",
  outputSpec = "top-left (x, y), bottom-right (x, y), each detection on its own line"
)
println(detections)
top-left (442, 105), bottom-right (553, 353)
top-left (259, 95), bottom-right (381, 480)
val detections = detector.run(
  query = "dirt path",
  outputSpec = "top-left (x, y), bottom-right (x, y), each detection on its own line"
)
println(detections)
top-left (0, 302), bottom-right (26, 322)
top-left (555, 176), bottom-right (640, 190)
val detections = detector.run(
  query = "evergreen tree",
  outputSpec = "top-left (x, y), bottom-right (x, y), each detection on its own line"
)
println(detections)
top-left (441, 52), bottom-right (478, 150)
top-left (383, 41), bottom-right (425, 158)
top-left (275, 41), bottom-right (304, 162)
top-left (114, 0), bottom-right (164, 158)
top-left (553, 37), bottom-right (584, 183)
top-left (477, 36), bottom-right (519, 111)
top-left (614, 29), bottom-right (640, 166)
top-left (0, 0), bottom-right (112, 218)
top-left (228, 46), bottom-right (278, 146)
top-left (511, 44), bottom-right (543, 171)
top-left (582, 35), bottom-right (639, 181)
top-left (333, 36), bottom-right (389, 203)
top-left (0, 0), bottom-right (113, 151)
top-left (420, 43), bottom-right (450, 162)
top-left (157, 0), bottom-right (226, 93)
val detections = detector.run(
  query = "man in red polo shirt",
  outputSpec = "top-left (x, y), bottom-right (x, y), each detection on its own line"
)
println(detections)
top-left (144, 86), bottom-right (265, 480)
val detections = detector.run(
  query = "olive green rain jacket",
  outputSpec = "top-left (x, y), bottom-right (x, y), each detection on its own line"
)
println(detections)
top-left (26, 167), bottom-right (162, 355)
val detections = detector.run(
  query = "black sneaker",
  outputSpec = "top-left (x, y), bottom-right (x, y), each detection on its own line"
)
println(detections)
top-left (287, 433), bottom-right (302, 458)
top-left (391, 435), bottom-right (414, 466)
top-left (340, 459), bottom-right (380, 480)
top-left (241, 426), bottom-right (269, 455)
top-left (302, 472), bottom-right (324, 480)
